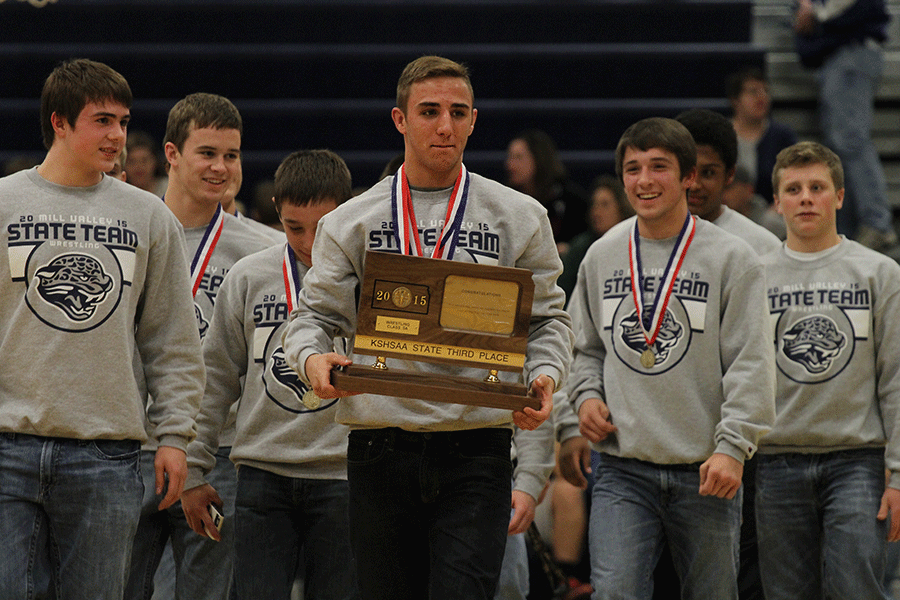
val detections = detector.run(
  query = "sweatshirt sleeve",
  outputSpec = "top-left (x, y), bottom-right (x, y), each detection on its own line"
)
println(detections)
top-left (518, 208), bottom-right (574, 390)
top-left (873, 261), bottom-right (900, 490)
top-left (282, 222), bottom-right (360, 383)
top-left (513, 420), bottom-right (555, 501)
top-left (567, 259), bottom-right (608, 417)
top-left (186, 263), bottom-right (249, 489)
top-left (139, 209), bottom-right (205, 452)
top-left (716, 255), bottom-right (776, 462)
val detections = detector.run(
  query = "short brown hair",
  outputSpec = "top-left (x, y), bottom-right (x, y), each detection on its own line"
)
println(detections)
top-left (163, 93), bottom-right (242, 153)
top-left (396, 56), bottom-right (473, 114)
top-left (615, 117), bottom-right (696, 180)
top-left (274, 149), bottom-right (352, 209)
top-left (772, 141), bottom-right (844, 195)
top-left (40, 58), bottom-right (132, 150)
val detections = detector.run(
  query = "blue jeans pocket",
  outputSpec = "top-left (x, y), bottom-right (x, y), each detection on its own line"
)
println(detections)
top-left (88, 439), bottom-right (141, 460)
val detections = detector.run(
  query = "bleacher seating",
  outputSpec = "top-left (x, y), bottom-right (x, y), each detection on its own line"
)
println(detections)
top-left (752, 0), bottom-right (900, 208)
top-left (0, 0), bottom-right (765, 205)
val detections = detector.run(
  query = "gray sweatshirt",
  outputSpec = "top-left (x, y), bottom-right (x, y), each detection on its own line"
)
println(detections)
top-left (713, 206), bottom-right (783, 256)
top-left (282, 172), bottom-right (574, 433)
top-left (142, 211), bottom-right (275, 451)
top-left (760, 239), bottom-right (900, 488)
top-left (186, 244), bottom-right (348, 489)
top-left (563, 217), bottom-right (775, 464)
top-left (0, 168), bottom-right (203, 450)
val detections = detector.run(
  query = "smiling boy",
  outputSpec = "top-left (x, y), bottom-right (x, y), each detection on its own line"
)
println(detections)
top-left (126, 92), bottom-right (275, 600)
top-left (756, 141), bottom-right (900, 599)
top-left (0, 59), bottom-right (204, 599)
top-left (281, 55), bottom-right (572, 600)
top-left (676, 108), bottom-right (781, 256)
top-left (564, 117), bottom-right (774, 599)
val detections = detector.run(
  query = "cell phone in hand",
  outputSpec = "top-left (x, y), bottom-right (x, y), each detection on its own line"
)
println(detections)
top-left (204, 504), bottom-right (224, 540)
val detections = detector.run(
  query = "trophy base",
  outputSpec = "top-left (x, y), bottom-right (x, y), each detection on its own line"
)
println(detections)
top-left (331, 364), bottom-right (540, 411)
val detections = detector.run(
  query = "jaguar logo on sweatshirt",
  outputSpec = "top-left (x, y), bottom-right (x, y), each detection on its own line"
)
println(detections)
top-left (781, 315), bottom-right (847, 375)
top-left (34, 253), bottom-right (114, 322)
top-left (8, 215), bottom-right (137, 332)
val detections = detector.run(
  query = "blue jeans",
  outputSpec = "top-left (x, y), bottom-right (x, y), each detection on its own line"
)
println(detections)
top-left (233, 465), bottom-right (358, 600)
top-left (756, 448), bottom-right (890, 600)
top-left (819, 41), bottom-right (891, 235)
top-left (126, 447), bottom-right (236, 600)
top-left (588, 454), bottom-right (741, 600)
top-left (347, 427), bottom-right (513, 600)
top-left (0, 433), bottom-right (143, 600)
top-left (494, 505), bottom-right (529, 600)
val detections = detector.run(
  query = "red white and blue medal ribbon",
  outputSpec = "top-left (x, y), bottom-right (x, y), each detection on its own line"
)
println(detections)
top-left (282, 243), bottom-right (301, 313)
top-left (282, 241), bottom-right (320, 408)
top-left (391, 162), bottom-right (470, 259)
top-left (189, 203), bottom-right (225, 298)
top-left (628, 213), bottom-right (696, 355)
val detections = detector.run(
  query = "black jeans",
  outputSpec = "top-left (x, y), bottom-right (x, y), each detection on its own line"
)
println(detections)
top-left (347, 427), bottom-right (512, 600)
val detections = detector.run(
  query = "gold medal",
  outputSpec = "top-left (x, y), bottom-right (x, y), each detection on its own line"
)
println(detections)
top-left (301, 389), bottom-right (322, 410)
top-left (640, 349), bottom-right (656, 369)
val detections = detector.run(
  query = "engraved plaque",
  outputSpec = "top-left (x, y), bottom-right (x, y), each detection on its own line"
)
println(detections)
top-left (331, 251), bottom-right (539, 411)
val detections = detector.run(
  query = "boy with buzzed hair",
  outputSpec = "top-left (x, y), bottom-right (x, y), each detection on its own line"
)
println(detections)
top-left (181, 149), bottom-right (358, 600)
top-left (126, 92), bottom-right (275, 600)
top-left (674, 106), bottom-right (780, 600)
top-left (561, 117), bottom-right (774, 599)
top-left (757, 141), bottom-right (900, 600)
top-left (0, 58), bottom-right (204, 600)
top-left (676, 108), bottom-right (781, 255)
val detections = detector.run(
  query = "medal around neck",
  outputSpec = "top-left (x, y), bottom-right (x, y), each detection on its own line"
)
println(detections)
top-left (628, 215), bottom-right (695, 370)
top-left (330, 251), bottom-right (540, 411)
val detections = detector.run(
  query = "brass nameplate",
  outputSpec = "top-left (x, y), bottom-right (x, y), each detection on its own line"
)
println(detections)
top-left (374, 315), bottom-right (420, 336)
top-left (354, 335), bottom-right (525, 368)
top-left (440, 275), bottom-right (519, 335)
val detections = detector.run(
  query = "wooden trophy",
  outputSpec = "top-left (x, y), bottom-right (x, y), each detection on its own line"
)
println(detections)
top-left (330, 250), bottom-right (539, 410)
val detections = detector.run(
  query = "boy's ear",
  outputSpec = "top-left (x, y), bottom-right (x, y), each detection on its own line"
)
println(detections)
top-left (163, 141), bottom-right (180, 166)
top-left (681, 166), bottom-right (697, 191)
top-left (835, 188), bottom-right (844, 211)
top-left (50, 112), bottom-right (68, 136)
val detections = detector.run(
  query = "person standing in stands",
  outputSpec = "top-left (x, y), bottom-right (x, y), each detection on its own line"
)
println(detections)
top-left (726, 66), bottom-right (797, 205)
top-left (505, 128), bottom-right (589, 255)
top-left (794, 0), bottom-right (896, 251)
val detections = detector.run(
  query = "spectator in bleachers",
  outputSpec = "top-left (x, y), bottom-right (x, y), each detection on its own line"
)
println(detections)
top-left (3, 155), bottom-right (41, 176)
top-left (505, 128), bottom-right (588, 255)
top-left (558, 174), bottom-right (632, 300)
top-left (723, 165), bottom-right (787, 240)
top-left (794, 0), bottom-right (896, 251)
top-left (126, 129), bottom-right (168, 197)
top-left (727, 66), bottom-right (797, 206)
top-left (107, 146), bottom-right (127, 182)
